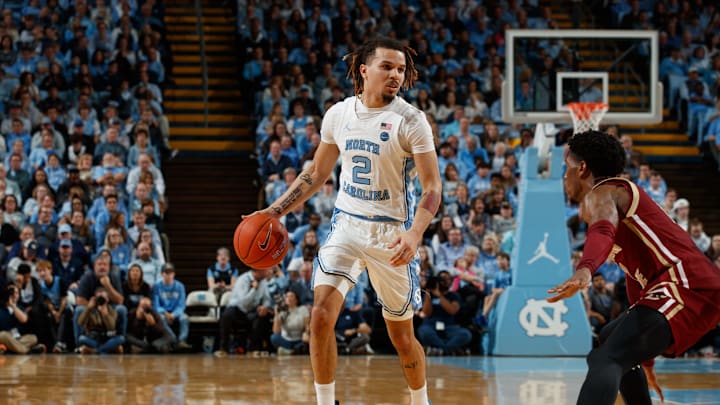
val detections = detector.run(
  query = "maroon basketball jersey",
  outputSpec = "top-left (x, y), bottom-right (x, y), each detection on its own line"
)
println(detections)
top-left (593, 178), bottom-right (720, 355)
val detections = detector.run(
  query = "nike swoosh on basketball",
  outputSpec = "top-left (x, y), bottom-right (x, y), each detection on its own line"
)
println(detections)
top-left (258, 224), bottom-right (272, 251)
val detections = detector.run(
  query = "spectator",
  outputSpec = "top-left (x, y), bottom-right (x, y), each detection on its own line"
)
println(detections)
top-left (69, 210), bottom-right (95, 252)
top-left (689, 218), bottom-right (711, 253)
top-left (76, 286), bottom-right (125, 354)
top-left (0, 201), bottom-right (21, 247)
top-left (29, 129), bottom-right (57, 170)
top-left (261, 138), bottom-right (294, 183)
top-left (6, 118), bottom-right (32, 157)
top-left (335, 305), bottom-right (373, 355)
top-left (55, 166), bottom-right (91, 209)
top-left (132, 241), bottom-right (162, 286)
top-left (31, 117), bottom-right (65, 157)
top-left (619, 134), bottom-right (644, 178)
top-left (673, 198), bottom-right (690, 231)
top-left (280, 204), bottom-right (310, 236)
top-left (37, 260), bottom-right (73, 353)
top-left (92, 152), bottom-right (127, 192)
top-left (289, 259), bottom-right (315, 307)
top-left (153, 264), bottom-right (191, 350)
top-left (6, 238), bottom-right (41, 280)
top-left (587, 273), bottom-right (613, 335)
top-left (7, 154), bottom-right (31, 194)
top-left (214, 268), bottom-right (273, 357)
top-left (311, 178), bottom-right (337, 223)
top-left (476, 251), bottom-right (513, 328)
top-left (126, 296), bottom-right (175, 353)
top-left (0, 283), bottom-right (44, 354)
top-left (51, 238), bottom-right (87, 290)
top-left (102, 226), bottom-right (132, 277)
top-left (93, 127), bottom-right (128, 165)
top-left (436, 227), bottom-right (469, 272)
top-left (293, 229), bottom-right (322, 264)
top-left (126, 127), bottom-right (158, 168)
top-left (265, 166), bottom-right (297, 206)
top-left (131, 228), bottom-right (165, 266)
top-left (73, 255), bottom-right (127, 349)
top-left (418, 270), bottom-right (472, 355)
top-left (706, 234), bottom-right (720, 262)
top-left (207, 247), bottom-right (239, 299)
top-left (122, 263), bottom-right (152, 312)
top-left (126, 152), bottom-right (165, 196)
top-left (270, 289), bottom-right (310, 355)
top-left (491, 201), bottom-right (516, 236)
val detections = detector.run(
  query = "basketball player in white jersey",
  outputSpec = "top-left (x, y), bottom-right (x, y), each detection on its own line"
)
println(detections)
top-left (251, 37), bottom-right (441, 405)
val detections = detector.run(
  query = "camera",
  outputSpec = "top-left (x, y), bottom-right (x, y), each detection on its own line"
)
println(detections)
top-left (143, 306), bottom-right (152, 314)
top-left (273, 293), bottom-right (288, 313)
top-left (425, 275), bottom-right (438, 291)
top-left (96, 296), bottom-right (107, 306)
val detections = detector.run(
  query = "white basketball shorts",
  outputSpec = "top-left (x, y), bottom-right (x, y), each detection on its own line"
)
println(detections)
top-left (315, 211), bottom-right (422, 321)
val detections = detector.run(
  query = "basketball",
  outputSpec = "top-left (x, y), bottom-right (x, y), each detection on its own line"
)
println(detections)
top-left (233, 213), bottom-right (289, 269)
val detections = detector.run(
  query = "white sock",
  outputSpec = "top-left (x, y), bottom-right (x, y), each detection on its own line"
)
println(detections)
top-left (314, 381), bottom-right (335, 405)
top-left (410, 382), bottom-right (429, 405)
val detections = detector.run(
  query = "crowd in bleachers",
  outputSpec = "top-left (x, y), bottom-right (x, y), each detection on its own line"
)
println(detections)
top-left (0, 0), bottom-right (178, 355)
top-left (237, 0), bottom-right (720, 357)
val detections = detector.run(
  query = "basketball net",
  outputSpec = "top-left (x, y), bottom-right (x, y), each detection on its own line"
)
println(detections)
top-left (566, 102), bottom-right (609, 134)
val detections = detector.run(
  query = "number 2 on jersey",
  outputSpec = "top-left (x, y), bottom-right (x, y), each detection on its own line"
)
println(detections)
top-left (351, 155), bottom-right (371, 185)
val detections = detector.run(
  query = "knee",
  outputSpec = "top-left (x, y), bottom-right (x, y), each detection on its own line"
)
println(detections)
top-left (390, 331), bottom-right (416, 356)
top-left (586, 347), bottom-right (617, 371)
top-left (458, 328), bottom-right (472, 343)
top-left (310, 306), bottom-right (335, 335)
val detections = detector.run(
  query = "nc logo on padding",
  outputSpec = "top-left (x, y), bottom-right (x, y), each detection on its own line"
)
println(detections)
top-left (518, 299), bottom-right (569, 337)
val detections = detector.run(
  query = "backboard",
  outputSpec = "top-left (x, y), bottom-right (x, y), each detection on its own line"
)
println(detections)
top-left (502, 29), bottom-right (662, 125)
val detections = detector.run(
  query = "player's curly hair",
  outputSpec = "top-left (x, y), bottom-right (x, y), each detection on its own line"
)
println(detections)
top-left (567, 130), bottom-right (626, 178)
top-left (343, 36), bottom-right (418, 96)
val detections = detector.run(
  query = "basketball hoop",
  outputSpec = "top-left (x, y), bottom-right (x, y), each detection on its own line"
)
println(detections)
top-left (566, 102), bottom-right (609, 134)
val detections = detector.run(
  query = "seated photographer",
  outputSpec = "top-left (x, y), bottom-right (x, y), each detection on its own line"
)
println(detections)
top-left (335, 298), bottom-right (373, 355)
top-left (37, 260), bottom-right (73, 353)
top-left (126, 297), bottom-right (175, 353)
top-left (270, 289), bottom-right (310, 355)
top-left (418, 270), bottom-right (472, 356)
top-left (0, 283), bottom-right (45, 354)
top-left (73, 255), bottom-right (127, 349)
top-left (77, 287), bottom-right (125, 354)
top-left (214, 268), bottom-right (273, 357)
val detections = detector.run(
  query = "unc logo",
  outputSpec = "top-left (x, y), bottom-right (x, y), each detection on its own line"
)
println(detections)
top-left (379, 131), bottom-right (389, 141)
top-left (518, 299), bottom-right (569, 337)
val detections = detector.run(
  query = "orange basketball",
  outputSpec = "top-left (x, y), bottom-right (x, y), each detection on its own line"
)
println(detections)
top-left (233, 213), bottom-right (290, 269)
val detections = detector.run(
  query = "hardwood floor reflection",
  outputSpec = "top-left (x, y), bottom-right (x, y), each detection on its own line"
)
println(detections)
top-left (0, 355), bottom-right (717, 404)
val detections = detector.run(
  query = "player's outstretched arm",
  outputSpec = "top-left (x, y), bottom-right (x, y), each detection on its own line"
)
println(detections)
top-left (246, 142), bottom-right (340, 219)
top-left (548, 185), bottom-right (619, 302)
top-left (389, 151), bottom-right (441, 267)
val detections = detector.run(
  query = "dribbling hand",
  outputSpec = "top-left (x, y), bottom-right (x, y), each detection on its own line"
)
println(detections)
top-left (547, 268), bottom-right (591, 303)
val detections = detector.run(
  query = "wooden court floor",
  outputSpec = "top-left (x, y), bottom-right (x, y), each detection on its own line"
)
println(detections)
top-left (0, 355), bottom-right (718, 404)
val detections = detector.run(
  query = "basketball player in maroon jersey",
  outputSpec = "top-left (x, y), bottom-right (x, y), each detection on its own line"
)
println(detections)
top-left (547, 131), bottom-right (720, 405)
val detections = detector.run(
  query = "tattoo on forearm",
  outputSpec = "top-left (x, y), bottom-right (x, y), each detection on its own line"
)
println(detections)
top-left (279, 187), bottom-right (303, 212)
top-left (419, 190), bottom-right (441, 214)
top-left (300, 173), bottom-right (313, 185)
top-left (271, 206), bottom-right (281, 215)
top-left (403, 360), bottom-right (419, 369)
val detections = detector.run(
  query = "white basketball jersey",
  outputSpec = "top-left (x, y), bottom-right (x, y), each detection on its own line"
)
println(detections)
top-left (321, 96), bottom-right (435, 223)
